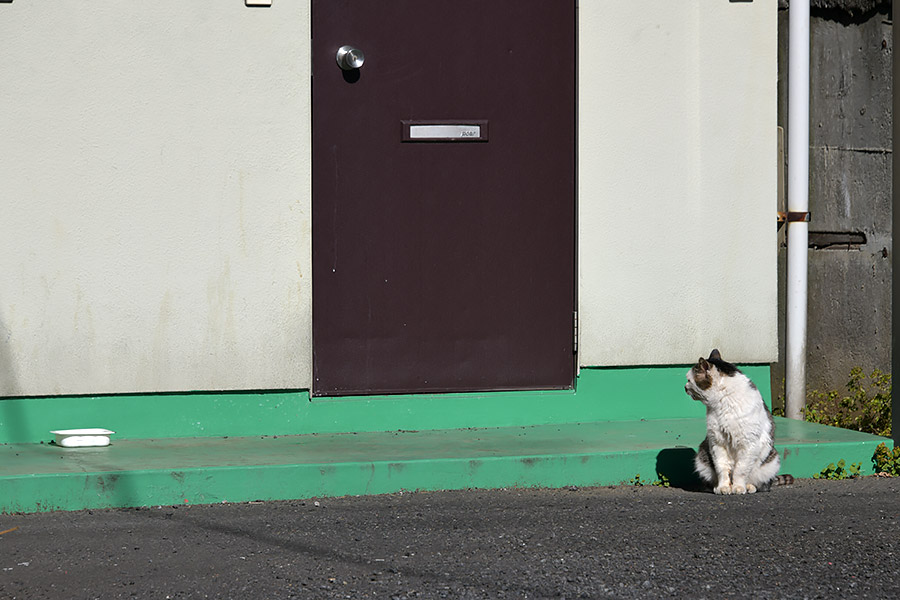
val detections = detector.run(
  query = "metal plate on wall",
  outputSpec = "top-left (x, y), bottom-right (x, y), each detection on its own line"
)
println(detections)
top-left (402, 120), bottom-right (489, 142)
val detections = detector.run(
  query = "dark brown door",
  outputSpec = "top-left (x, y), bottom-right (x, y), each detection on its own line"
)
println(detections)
top-left (312, 0), bottom-right (575, 396)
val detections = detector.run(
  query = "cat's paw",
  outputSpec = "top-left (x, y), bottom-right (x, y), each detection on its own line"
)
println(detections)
top-left (746, 484), bottom-right (757, 494)
top-left (732, 484), bottom-right (747, 495)
top-left (714, 484), bottom-right (733, 495)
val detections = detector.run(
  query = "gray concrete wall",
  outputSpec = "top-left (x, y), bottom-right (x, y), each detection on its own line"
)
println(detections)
top-left (773, 1), bottom-right (892, 403)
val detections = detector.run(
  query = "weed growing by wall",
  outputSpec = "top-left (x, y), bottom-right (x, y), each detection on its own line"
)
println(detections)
top-left (803, 368), bottom-right (891, 437)
top-left (814, 459), bottom-right (861, 480)
top-left (873, 442), bottom-right (900, 476)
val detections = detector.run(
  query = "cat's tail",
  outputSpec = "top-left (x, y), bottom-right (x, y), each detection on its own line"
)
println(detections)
top-left (757, 474), bottom-right (794, 492)
top-left (773, 474), bottom-right (794, 486)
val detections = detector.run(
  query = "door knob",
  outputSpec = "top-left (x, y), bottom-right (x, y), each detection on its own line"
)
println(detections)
top-left (336, 45), bottom-right (365, 71)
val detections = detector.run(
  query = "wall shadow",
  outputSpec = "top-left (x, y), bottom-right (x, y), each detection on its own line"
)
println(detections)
top-left (161, 509), bottom-right (553, 599)
top-left (655, 447), bottom-right (706, 492)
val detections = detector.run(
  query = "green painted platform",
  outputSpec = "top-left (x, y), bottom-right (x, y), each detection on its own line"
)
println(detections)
top-left (0, 367), bottom-right (774, 445)
top-left (0, 417), bottom-right (890, 513)
top-left (1, 367), bottom-right (892, 513)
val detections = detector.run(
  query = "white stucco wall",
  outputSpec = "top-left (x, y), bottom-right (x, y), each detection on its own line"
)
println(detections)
top-left (0, 1), bottom-right (312, 395)
top-left (0, 1), bottom-right (777, 397)
top-left (578, 0), bottom-right (778, 366)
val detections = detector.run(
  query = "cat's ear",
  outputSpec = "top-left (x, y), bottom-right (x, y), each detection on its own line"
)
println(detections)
top-left (709, 349), bottom-right (722, 362)
top-left (698, 358), bottom-right (710, 371)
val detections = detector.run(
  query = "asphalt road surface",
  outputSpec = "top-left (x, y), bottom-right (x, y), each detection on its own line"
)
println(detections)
top-left (1, 477), bottom-right (898, 599)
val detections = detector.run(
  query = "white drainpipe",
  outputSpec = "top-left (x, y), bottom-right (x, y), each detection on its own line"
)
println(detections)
top-left (785, 0), bottom-right (810, 420)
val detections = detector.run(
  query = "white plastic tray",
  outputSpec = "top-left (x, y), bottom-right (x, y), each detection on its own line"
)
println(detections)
top-left (50, 428), bottom-right (115, 448)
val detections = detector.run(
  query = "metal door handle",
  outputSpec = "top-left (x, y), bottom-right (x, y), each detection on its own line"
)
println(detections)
top-left (336, 45), bottom-right (365, 71)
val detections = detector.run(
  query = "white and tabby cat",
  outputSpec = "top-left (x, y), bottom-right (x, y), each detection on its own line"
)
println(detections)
top-left (685, 349), bottom-right (793, 494)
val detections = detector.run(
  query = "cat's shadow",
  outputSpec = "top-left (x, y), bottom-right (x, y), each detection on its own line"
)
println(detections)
top-left (655, 447), bottom-right (707, 492)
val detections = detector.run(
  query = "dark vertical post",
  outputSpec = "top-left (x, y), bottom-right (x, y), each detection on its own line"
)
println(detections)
top-left (893, 4), bottom-right (898, 444)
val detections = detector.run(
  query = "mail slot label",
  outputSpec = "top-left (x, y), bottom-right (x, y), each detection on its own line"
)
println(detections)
top-left (402, 120), bottom-right (489, 142)
top-left (409, 124), bottom-right (480, 139)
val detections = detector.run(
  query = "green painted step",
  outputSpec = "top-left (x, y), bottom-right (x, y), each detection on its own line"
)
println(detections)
top-left (0, 366), bottom-right (770, 444)
top-left (1, 418), bottom-right (889, 513)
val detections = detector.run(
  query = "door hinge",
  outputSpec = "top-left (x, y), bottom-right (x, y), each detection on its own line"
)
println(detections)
top-left (573, 310), bottom-right (578, 354)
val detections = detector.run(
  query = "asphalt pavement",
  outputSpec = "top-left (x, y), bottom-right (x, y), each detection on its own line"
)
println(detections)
top-left (1, 477), bottom-right (898, 599)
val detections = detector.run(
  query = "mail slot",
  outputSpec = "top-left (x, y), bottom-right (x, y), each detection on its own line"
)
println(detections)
top-left (402, 120), bottom-right (489, 142)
